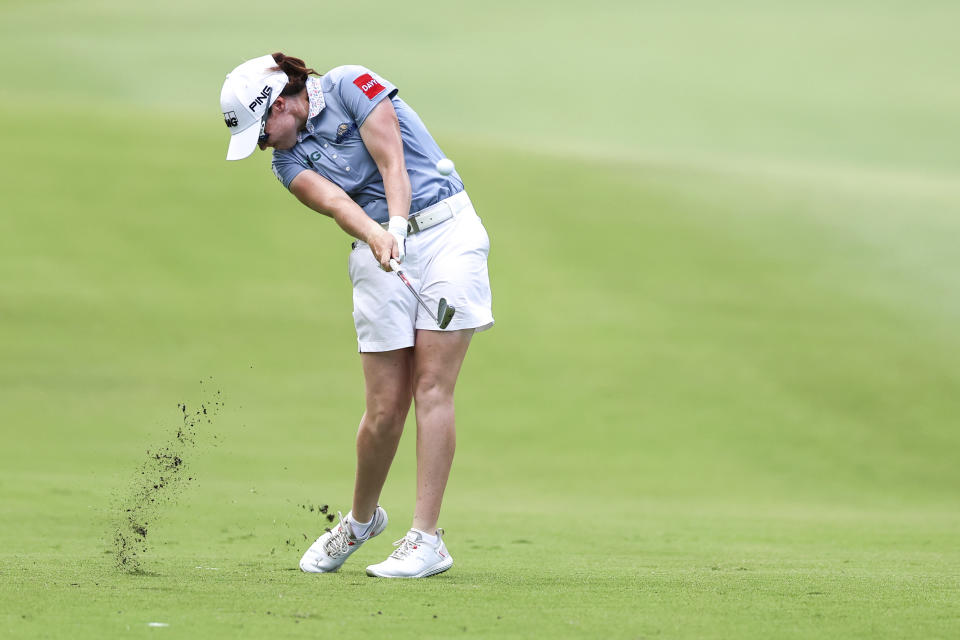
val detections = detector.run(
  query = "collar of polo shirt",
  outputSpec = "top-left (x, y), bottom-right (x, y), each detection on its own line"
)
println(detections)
top-left (302, 76), bottom-right (326, 136)
top-left (306, 76), bottom-right (325, 117)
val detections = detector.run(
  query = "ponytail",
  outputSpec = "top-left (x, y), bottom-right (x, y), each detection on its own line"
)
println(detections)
top-left (271, 52), bottom-right (320, 96)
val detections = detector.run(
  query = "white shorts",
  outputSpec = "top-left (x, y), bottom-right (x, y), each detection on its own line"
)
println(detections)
top-left (348, 191), bottom-right (494, 352)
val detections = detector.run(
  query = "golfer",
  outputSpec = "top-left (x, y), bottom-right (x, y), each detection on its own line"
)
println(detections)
top-left (220, 53), bottom-right (493, 578)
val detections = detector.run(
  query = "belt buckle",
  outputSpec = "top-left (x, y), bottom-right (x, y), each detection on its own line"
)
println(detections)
top-left (407, 215), bottom-right (421, 234)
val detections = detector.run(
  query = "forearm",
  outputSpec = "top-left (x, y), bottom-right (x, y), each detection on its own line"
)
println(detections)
top-left (358, 100), bottom-right (411, 222)
top-left (328, 195), bottom-right (387, 244)
top-left (381, 165), bottom-right (412, 222)
top-left (292, 179), bottom-right (382, 243)
top-left (289, 166), bottom-right (397, 269)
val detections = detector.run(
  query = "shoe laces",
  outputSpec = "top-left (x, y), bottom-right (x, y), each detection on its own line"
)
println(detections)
top-left (323, 511), bottom-right (355, 557)
top-left (389, 534), bottom-right (420, 560)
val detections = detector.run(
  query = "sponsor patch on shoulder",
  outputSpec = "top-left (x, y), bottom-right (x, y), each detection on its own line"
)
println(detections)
top-left (353, 73), bottom-right (385, 100)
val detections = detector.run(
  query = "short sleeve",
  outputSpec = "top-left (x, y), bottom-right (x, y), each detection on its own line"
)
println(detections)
top-left (271, 150), bottom-right (309, 190)
top-left (336, 66), bottom-right (399, 127)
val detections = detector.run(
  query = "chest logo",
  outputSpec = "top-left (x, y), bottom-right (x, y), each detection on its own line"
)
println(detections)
top-left (335, 123), bottom-right (357, 144)
top-left (353, 73), bottom-right (385, 100)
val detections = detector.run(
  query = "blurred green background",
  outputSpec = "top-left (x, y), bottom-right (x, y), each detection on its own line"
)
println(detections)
top-left (1, 1), bottom-right (958, 638)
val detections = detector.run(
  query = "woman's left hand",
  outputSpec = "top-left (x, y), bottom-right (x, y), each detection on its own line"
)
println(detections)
top-left (368, 228), bottom-right (400, 271)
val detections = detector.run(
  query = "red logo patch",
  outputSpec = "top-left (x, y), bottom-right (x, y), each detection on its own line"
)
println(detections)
top-left (353, 73), bottom-right (385, 100)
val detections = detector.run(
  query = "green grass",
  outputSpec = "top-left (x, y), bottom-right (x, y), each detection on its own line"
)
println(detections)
top-left (2, 0), bottom-right (959, 638)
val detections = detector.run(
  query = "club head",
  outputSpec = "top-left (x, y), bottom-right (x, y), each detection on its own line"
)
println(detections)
top-left (437, 298), bottom-right (456, 329)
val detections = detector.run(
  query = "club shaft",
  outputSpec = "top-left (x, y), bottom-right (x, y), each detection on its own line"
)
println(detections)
top-left (392, 264), bottom-right (440, 324)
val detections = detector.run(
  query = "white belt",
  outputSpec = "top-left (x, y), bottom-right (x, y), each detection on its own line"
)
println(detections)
top-left (381, 190), bottom-right (470, 235)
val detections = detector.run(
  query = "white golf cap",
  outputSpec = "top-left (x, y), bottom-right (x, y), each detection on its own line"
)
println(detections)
top-left (220, 54), bottom-right (289, 160)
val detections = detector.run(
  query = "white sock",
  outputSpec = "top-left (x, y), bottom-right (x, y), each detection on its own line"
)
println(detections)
top-left (412, 528), bottom-right (438, 545)
top-left (348, 513), bottom-right (373, 539)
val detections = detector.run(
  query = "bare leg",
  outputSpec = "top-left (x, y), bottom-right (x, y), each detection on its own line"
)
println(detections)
top-left (352, 348), bottom-right (414, 523)
top-left (411, 329), bottom-right (474, 533)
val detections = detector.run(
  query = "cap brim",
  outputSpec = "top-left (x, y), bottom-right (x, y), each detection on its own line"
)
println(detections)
top-left (225, 123), bottom-right (260, 161)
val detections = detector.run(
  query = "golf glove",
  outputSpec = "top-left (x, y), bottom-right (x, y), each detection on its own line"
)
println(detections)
top-left (387, 216), bottom-right (408, 263)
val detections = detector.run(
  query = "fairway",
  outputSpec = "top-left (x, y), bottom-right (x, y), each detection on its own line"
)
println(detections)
top-left (2, 1), bottom-right (959, 638)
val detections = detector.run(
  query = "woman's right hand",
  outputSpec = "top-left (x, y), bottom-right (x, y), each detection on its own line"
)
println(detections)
top-left (368, 228), bottom-right (400, 271)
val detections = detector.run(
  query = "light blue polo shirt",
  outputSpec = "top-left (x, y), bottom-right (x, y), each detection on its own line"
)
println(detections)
top-left (271, 65), bottom-right (463, 223)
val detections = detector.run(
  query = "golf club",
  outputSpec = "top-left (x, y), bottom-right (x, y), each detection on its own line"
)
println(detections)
top-left (389, 258), bottom-right (456, 329)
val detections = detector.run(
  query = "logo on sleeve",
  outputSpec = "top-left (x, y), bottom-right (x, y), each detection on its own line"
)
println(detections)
top-left (353, 73), bottom-right (385, 100)
top-left (223, 111), bottom-right (238, 128)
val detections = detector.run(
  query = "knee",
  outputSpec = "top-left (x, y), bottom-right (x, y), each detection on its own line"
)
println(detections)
top-left (362, 401), bottom-right (408, 439)
top-left (413, 375), bottom-right (453, 409)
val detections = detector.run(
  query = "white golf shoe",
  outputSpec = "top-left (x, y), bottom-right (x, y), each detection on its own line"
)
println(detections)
top-left (299, 506), bottom-right (388, 573)
top-left (365, 528), bottom-right (454, 578)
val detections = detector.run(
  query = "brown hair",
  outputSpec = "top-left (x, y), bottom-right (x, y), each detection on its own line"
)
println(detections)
top-left (271, 52), bottom-right (320, 96)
